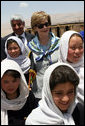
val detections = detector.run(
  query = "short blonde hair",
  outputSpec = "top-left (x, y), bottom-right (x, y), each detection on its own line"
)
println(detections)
top-left (31, 11), bottom-right (51, 30)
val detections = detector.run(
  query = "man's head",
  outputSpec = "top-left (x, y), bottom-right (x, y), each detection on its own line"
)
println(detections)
top-left (10, 14), bottom-right (25, 35)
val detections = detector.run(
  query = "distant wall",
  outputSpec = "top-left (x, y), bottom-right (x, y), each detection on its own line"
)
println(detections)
top-left (25, 22), bottom-right (84, 37)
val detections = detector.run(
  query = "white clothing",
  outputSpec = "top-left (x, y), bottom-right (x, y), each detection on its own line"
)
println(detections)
top-left (5, 36), bottom-right (31, 74)
top-left (58, 30), bottom-right (84, 104)
top-left (1, 59), bottom-right (29, 125)
top-left (25, 62), bottom-right (78, 125)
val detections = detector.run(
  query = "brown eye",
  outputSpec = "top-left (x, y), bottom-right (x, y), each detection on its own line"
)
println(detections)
top-left (3, 80), bottom-right (9, 84)
top-left (52, 91), bottom-right (63, 97)
top-left (17, 23), bottom-right (21, 27)
top-left (67, 90), bottom-right (74, 96)
top-left (79, 46), bottom-right (83, 49)
top-left (71, 47), bottom-right (76, 50)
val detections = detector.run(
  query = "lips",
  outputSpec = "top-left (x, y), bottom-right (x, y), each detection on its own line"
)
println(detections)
top-left (74, 56), bottom-right (81, 61)
top-left (74, 55), bottom-right (80, 58)
top-left (59, 101), bottom-right (69, 106)
top-left (60, 103), bottom-right (68, 105)
top-left (8, 88), bottom-right (14, 92)
top-left (10, 54), bottom-right (17, 58)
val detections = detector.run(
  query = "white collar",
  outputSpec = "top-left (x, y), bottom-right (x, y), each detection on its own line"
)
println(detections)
top-left (15, 32), bottom-right (25, 38)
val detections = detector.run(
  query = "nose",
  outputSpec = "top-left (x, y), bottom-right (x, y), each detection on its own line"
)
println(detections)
top-left (62, 95), bottom-right (69, 102)
top-left (43, 25), bottom-right (47, 28)
top-left (11, 49), bottom-right (15, 53)
top-left (15, 24), bottom-right (19, 29)
top-left (75, 48), bottom-right (80, 54)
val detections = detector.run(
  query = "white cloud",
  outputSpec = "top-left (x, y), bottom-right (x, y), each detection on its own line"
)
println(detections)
top-left (19, 2), bottom-right (28, 8)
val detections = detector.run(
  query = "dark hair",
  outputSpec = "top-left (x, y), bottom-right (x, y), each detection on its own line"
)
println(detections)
top-left (2, 70), bottom-right (21, 97)
top-left (7, 39), bottom-right (18, 49)
top-left (4, 70), bottom-right (21, 79)
top-left (50, 65), bottom-right (79, 91)
top-left (7, 39), bottom-right (22, 55)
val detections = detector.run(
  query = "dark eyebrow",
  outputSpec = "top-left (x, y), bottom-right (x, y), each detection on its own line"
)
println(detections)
top-left (67, 88), bottom-right (74, 92)
top-left (52, 88), bottom-right (74, 93)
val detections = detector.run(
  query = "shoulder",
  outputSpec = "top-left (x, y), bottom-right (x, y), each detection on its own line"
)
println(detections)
top-left (76, 102), bottom-right (84, 111)
top-left (25, 106), bottom-right (41, 125)
top-left (25, 91), bottom-right (38, 108)
top-left (27, 91), bottom-right (37, 103)
top-left (1, 33), bottom-right (14, 48)
top-left (25, 32), bottom-right (35, 39)
top-left (73, 102), bottom-right (84, 115)
top-left (2, 33), bottom-right (14, 41)
top-left (72, 103), bottom-right (84, 125)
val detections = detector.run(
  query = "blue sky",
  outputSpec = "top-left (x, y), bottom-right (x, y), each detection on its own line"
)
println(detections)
top-left (1, 1), bottom-right (84, 24)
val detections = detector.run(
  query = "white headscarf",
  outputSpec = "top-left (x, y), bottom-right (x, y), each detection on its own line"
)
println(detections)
top-left (5, 36), bottom-right (31, 74)
top-left (1, 59), bottom-right (29, 125)
top-left (58, 30), bottom-right (84, 73)
top-left (25, 62), bottom-right (79, 125)
top-left (58, 30), bottom-right (84, 104)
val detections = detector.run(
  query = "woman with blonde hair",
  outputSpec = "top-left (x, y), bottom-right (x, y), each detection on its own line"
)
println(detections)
top-left (27, 11), bottom-right (60, 100)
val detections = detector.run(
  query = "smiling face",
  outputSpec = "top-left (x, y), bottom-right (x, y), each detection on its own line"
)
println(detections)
top-left (67, 35), bottom-right (84, 63)
top-left (51, 82), bottom-right (75, 112)
top-left (7, 41), bottom-right (21, 58)
top-left (34, 19), bottom-right (50, 37)
top-left (1, 74), bottom-right (20, 99)
top-left (11, 20), bottom-right (25, 35)
top-left (31, 11), bottom-right (51, 36)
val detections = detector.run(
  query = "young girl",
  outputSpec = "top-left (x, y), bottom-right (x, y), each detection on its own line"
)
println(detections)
top-left (5, 36), bottom-right (36, 86)
top-left (1, 59), bottom-right (38, 125)
top-left (58, 30), bottom-right (84, 104)
top-left (25, 62), bottom-right (84, 125)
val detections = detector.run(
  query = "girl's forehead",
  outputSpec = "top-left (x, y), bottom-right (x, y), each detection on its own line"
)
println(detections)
top-left (8, 41), bottom-right (19, 46)
top-left (8, 41), bottom-right (17, 44)
top-left (2, 74), bottom-right (14, 79)
top-left (53, 82), bottom-right (74, 91)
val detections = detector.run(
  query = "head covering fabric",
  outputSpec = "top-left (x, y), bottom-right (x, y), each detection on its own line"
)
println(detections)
top-left (80, 31), bottom-right (84, 40)
top-left (58, 30), bottom-right (84, 104)
top-left (25, 62), bottom-right (79, 125)
top-left (58, 30), bottom-right (84, 73)
top-left (5, 36), bottom-right (31, 74)
top-left (1, 59), bottom-right (29, 125)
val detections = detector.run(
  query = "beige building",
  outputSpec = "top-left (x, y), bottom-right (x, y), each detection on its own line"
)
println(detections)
top-left (49, 22), bottom-right (84, 37)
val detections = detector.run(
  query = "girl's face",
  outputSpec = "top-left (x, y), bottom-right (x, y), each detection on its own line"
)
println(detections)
top-left (34, 19), bottom-right (50, 37)
top-left (1, 74), bottom-right (20, 99)
top-left (7, 42), bottom-right (21, 58)
top-left (51, 82), bottom-right (75, 112)
top-left (67, 36), bottom-right (84, 63)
